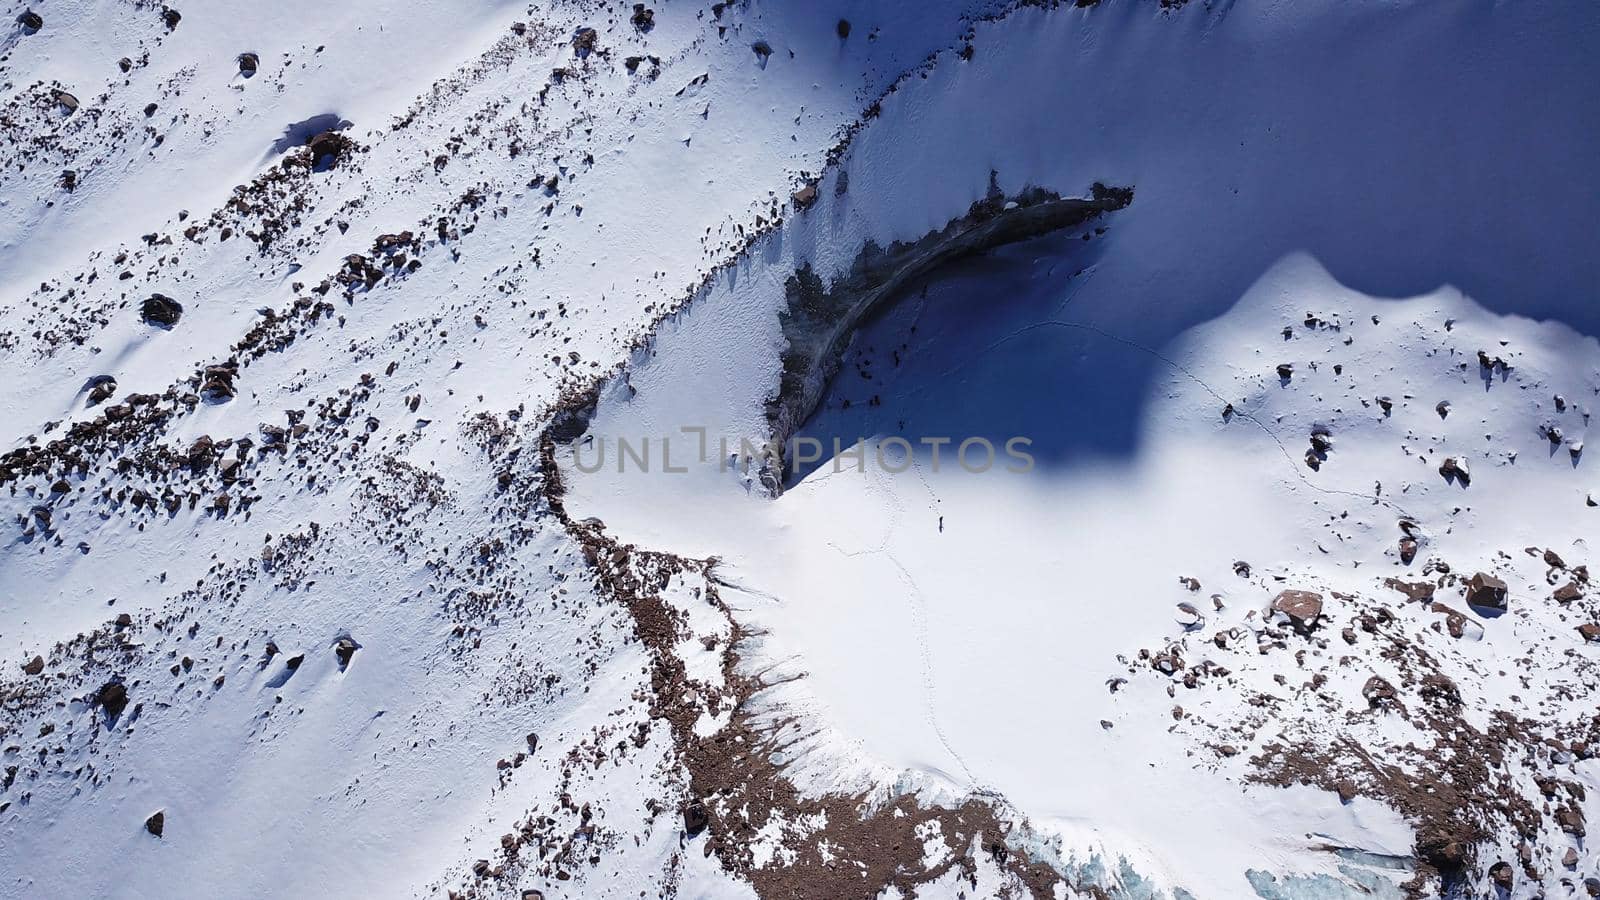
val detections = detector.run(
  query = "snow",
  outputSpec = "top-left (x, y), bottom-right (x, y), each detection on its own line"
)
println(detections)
top-left (1, 0), bottom-right (1597, 897)
top-left (559, 0), bottom-right (1600, 894)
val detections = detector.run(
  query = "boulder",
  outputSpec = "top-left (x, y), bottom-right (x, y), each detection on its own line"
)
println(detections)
top-left (1361, 675), bottom-right (1398, 708)
top-left (17, 10), bottom-right (42, 31)
top-left (683, 799), bottom-right (709, 836)
top-left (573, 27), bottom-right (598, 57)
top-left (238, 52), bottom-right (259, 75)
top-left (141, 294), bottom-right (184, 328)
top-left (1398, 536), bottom-right (1418, 564)
top-left (1464, 572), bottom-right (1508, 613)
top-left (145, 810), bottom-right (165, 837)
top-left (1270, 590), bottom-right (1324, 633)
top-left (334, 636), bottom-right (359, 669)
top-left (1555, 581), bottom-right (1582, 603)
top-left (1438, 456), bottom-right (1470, 486)
top-left (22, 655), bottom-right (44, 676)
top-left (87, 376), bottom-right (118, 405)
top-left (160, 7), bottom-right (181, 29)
top-left (97, 679), bottom-right (129, 717)
top-left (199, 364), bottom-right (238, 402)
top-left (307, 131), bottom-right (353, 170)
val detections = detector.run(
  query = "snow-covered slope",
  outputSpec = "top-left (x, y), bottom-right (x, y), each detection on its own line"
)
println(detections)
top-left (1, 1), bottom-right (1597, 899)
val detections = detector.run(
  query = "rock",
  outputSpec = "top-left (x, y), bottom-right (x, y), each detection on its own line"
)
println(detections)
top-left (160, 7), bottom-right (181, 29)
top-left (1276, 363), bottom-right (1293, 379)
top-left (1361, 675), bottom-right (1398, 708)
top-left (373, 231), bottom-right (413, 254)
top-left (1435, 400), bottom-right (1450, 418)
top-left (1418, 834), bottom-right (1465, 872)
top-left (22, 655), bottom-right (44, 676)
top-left (1489, 861), bottom-right (1513, 889)
top-left (334, 636), bottom-right (359, 669)
top-left (837, 18), bottom-right (852, 39)
top-left (52, 90), bottom-right (80, 114)
top-left (238, 52), bottom-right (259, 75)
top-left (199, 364), bottom-right (238, 401)
top-left (1430, 602), bottom-right (1484, 641)
top-left (1438, 456), bottom-right (1470, 486)
top-left (17, 10), bottom-right (42, 31)
top-left (97, 680), bottom-right (129, 717)
top-left (1464, 572), bottom-right (1508, 613)
top-left (188, 435), bottom-right (216, 470)
top-left (115, 613), bottom-right (132, 628)
top-left (141, 294), bottom-right (184, 328)
top-left (1233, 560), bottom-right (1251, 577)
top-left (87, 376), bottom-right (118, 405)
top-left (630, 4), bottom-right (654, 31)
top-left (1578, 624), bottom-right (1600, 642)
top-left (572, 27), bottom-right (598, 57)
top-left (683, 799), bottom-right (709, 835)
top-left (145, 810), bottom-right (165, 836)
top-left (791, 184), bottom-right (818, 209)
top-left (1555, 581), bottom-right (1582, 603)
top-left (1175, 602), bottom-right (1204, 629)
top-left (1566, 847), bottom-right (1580, 868)
top-left (1399, 536), bottom-right (1418, 564)
top-left (1558, 805), bottom-right (1587, 836)
top-left (1270, 590), bottom-right (1324, 633)
top-left (119, 57), bottom-right (133, 72)
top-left (307, 131), bottom-right (353, 170)
top-left (1546, 549), bottom-right (1568, 569)
top-left (521, 892), bottom-right (545, 900)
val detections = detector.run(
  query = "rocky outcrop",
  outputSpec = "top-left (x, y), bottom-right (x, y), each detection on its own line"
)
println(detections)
top-left (766, 181), bottom-right (1132, 481)
top-left (141, 294), bottom-right (183, 328)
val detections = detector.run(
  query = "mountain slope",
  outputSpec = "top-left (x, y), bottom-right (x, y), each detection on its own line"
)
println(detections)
top-left (2, 1), bottom-right (1598, 899)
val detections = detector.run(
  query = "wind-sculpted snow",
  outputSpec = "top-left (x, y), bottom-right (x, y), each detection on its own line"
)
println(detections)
top-left (1, 1), bottom-right (1598, 899)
